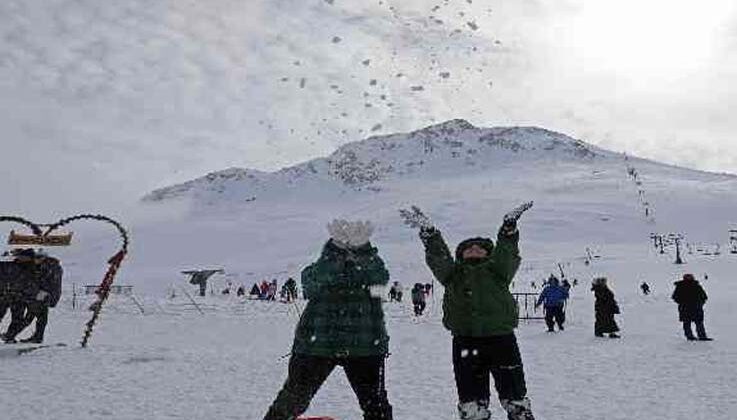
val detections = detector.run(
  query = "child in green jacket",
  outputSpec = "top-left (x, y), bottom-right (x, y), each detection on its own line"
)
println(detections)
top-left (401, 202), bottom-right (535, 420)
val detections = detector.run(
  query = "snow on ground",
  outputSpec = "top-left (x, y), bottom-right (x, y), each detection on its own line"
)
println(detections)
top-left (1, 247), bottom-right (735, 420)
top-left (3, 124), bottom-right (737, 419)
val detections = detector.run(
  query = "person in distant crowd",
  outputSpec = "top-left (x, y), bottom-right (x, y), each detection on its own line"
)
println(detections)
top-left (269, 279), bottom-right (278, 301)
top-left (572, 278), bottom-right (578, 287)
top-left (222, 282), bottom-right (232, 295)
top-left (591, 277), bottom-right (620, 338)
top-left (411, 283), bottom-right (427, 316)
top-left (236, 285), bottom-right (246, 297)
top-left (561, 279), bottom-right (571, 292)
top-left (640, 282), bottom-right (651, 296)
top-left (260, 280), bottom-right (270, 300)
top-left (388, 281), bottom-right (401, 302)
top-left (672, 274), bottom-right (712, 341)
top-left (250, 283), bottom-right (261, 299)
top-left (263, 219), bottom-right (393, 420)
top-left (424, 283), bottom-right (433, 297)
top-left (535, 275), bottom-right (569, 332)
top-left (530, 281), bottom-right (537, 290)
top-left (4, 249), bottom-right (63, 344)
top-left (284, 277), bottom-right (298, 302)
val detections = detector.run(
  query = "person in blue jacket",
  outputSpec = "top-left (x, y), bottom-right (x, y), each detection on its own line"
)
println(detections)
top-left (535, 275), bottom-right (569, 332)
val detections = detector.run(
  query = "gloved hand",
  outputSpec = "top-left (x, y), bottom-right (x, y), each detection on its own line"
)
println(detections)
top-left (502, 201), bottom-right (533, 234)
top-left (398, 205), bottom-right (434, 230)
top-left (327, 219), bottom-right (375, 249)
top-left (35, 290), bottom-right (49, 302)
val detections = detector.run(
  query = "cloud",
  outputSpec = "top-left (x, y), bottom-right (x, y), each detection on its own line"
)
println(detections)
top-left (1, 0), bottom-right (737, 216)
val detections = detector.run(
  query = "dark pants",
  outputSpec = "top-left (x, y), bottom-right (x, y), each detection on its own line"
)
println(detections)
top-left (544, 306), bottom-right (565, 331)
top-left (683, 321), bottom-right (708, 340)
top-left (2, 301), bottom-right (27, 337)
top-left (413, 301), bottom-right (426, 316)
top-left (452, 335), bottom-right (528, 405)
top-left (264, 353), bottom-right (393, 420)
top-left (5, 301), bottom-right (48, 341)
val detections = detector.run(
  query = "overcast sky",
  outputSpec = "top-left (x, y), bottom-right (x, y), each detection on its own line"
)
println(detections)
top-left (1, 0), bottom-right (736, 218)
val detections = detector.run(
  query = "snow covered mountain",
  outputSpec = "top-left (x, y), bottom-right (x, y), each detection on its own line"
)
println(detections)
top-left (95, 119), bottom-right (737, 298)
top-left (142, 119), bottom-right (607, 204)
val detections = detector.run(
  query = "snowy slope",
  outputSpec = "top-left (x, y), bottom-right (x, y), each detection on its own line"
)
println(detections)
top-left (4, 121), bottom-right (737, 420)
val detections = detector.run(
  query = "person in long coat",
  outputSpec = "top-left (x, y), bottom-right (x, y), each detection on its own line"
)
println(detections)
top-left (591, 277), bottom-right (620, 338)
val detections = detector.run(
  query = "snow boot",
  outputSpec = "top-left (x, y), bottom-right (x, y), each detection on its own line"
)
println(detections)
top-left (20, 336), bottom-right (43, 344)
top-left (501, 398), bottom-right (535, 420)
top-left (458, 400), bottom-right (491, 420)
top-left (608, 333), bottom-right (620, 339)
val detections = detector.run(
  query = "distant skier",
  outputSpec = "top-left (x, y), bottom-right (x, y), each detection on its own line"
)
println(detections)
top-left (535, 275), bottom-right (569, 332)
top-left (561, 279), bottom-right (571, 292)
top-left (671, 274), bottom-right (712, 341)
top-left (236, 285), bottom-right (246, 297)
top-left (401, 202), bottom-right (536, 420)
top-left (263, 220), bottom-right (393, 420)
top-left (411, 283), bottom-right (427, 316)
top-left (591, 277), bottom-right (620, 338)
top-left (640, 282), bottom-right (651, 295)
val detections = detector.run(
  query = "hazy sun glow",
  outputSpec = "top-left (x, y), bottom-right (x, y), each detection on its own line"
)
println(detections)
top-left (568, 0), bottom-right (734, 76)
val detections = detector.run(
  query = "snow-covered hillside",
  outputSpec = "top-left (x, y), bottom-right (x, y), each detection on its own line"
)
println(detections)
top-left (25, 119), bottom-right (733, 300)
top-left (142, 119), bottom-right (603, 204)
top-left (3, 120), bottom-right (737, 420)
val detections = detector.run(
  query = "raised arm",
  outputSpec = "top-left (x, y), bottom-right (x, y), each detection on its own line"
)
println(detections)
top-left (399, 206), bottom-right (455, 286)
top-left (420, 227), bottom-right (455, 287)
top-left (492, 201), bottom-right (532, 286)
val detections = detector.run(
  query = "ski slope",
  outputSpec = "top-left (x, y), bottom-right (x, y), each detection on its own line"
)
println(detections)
top-left (2, 120), bottom-right (737, 419)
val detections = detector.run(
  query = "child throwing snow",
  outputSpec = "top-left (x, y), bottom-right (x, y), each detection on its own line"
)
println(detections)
top-left (400, 202), bottom-right (536, 420)
top-left (263, 220), bottom-right (393, 420)
top-left (591, 277), bottom-right (620, 338)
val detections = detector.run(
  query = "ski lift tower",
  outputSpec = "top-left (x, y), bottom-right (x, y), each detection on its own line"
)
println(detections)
top-left (730, 230), bottom-right (737, 254)
top-left (666, 233), bottom-right (685, 264)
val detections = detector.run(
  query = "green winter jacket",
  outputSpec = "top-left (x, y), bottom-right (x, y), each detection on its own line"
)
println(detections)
top-left (291, 240), bottom-right (390, 358)
top-left (421, 227), bottom-right (521, 337)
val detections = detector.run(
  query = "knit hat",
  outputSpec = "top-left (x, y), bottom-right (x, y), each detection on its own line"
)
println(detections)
top-left (455, 237), bottom-right (494, 261)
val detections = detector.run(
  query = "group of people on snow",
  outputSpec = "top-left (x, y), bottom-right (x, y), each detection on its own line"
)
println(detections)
top-left (263, 202), bottom-right (536, 420)
top-left (244, 278), bottom-right (299, 302)
top-left (0, 248), bottom-right (63, 344)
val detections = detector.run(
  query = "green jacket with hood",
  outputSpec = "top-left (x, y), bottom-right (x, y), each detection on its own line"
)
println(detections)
top-left (291, 239), bottom-right (390, 357)
top-left (420, 226), bottom-right (521, 337)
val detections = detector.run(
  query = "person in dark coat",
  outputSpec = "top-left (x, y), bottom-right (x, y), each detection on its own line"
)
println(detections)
top-left (411, 283), bottom-right (427, 316)
top-left (591, 277), bottom-right (620, 338)
top-left (4, 250), bottom-right (63, 344)
top-left (535, 275), bottom-right (569, 332)
top-left (0, 250), bottom-right (37, 340)
top-left (263, 220), bottom-right (393, 420)
top-left (249, 283), bottom-right (261, 298)
top-left (561, 279), bottom-right (571, 292)
top-left (401, 202), bottom-right (536, 420)
top-left (284, 277), bottom-right (298, 302)
top-left (672, 274), bottom-right (712, 341)
top-left (640, 282), bottom-right (651, 295)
